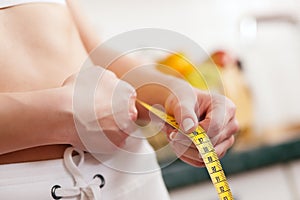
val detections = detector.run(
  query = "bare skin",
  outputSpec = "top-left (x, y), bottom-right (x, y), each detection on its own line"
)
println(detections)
top-left (0, 3), bottom-right (87, 163)
top-left (0, 1), bottom-right (238, 166)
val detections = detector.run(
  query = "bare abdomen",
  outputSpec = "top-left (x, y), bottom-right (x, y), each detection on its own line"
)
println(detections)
top-left (0, 3), bottom-right (89, 163)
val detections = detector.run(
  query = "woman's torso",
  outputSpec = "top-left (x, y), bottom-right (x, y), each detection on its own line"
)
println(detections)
top-left (0, 2), bottom-right (89, 164)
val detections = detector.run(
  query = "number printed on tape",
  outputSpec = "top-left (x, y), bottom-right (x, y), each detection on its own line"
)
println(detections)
top-left (137, 100), bottom-right (234, 200)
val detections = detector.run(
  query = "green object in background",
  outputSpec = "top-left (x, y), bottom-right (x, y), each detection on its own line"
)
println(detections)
top-left (161, 138), bottom-right (300, 190)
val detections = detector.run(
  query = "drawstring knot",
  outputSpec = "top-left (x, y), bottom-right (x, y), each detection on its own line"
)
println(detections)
top-left (51, 147), bottom-right (105, 200)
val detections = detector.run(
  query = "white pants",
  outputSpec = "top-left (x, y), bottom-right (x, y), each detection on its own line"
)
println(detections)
top-left (0, 139), bottom-right (170, 200)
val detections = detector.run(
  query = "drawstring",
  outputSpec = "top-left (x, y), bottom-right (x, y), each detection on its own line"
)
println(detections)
top-left (51, 147), bottom-right (105, 200)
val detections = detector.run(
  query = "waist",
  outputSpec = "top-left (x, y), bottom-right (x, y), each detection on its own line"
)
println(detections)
top-left (0, 145), bottom-right (70, 164)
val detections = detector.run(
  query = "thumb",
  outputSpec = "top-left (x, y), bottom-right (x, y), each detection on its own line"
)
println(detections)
top-left (166, 94), bottom-right (198, 133)
top-left (178, 103), bottom-right (198, 133)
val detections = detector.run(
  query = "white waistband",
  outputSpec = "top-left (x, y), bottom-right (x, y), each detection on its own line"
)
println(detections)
top-left (0, 137), bottom-right (158, 185)
top-left (0, 138), bottom-right (159, 186)
top-left (0, 0), bottom-right (66, 8)
top-left (0, 148), bottom-right (169, 200)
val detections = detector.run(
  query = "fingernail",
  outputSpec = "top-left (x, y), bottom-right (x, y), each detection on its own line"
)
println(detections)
top-left (132, 105), bottom-right (138, 115)
top-left (129, 111), bottom-right (137, 121)
top-left (182, 118), bottom-right (194, 132)
top-left (129, 104), bottom-right (138, 120)
top-left (169, 131), bottom-right (177, 140)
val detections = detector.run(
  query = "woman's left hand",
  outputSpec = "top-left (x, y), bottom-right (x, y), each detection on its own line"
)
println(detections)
top-left (164, 88), bottom-right (239, 167)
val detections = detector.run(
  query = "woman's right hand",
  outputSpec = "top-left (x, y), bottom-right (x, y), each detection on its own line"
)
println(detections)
top-left (62, 66), bottom-right (138, 154)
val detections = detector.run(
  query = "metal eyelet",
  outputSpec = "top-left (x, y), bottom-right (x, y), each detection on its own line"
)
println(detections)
top-left (93, 174), bottom-right (105, 189)
top-left (51, 185), bottom-right (62, 200)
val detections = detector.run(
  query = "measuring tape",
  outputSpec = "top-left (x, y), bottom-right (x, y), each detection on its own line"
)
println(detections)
top-left (137, 99), bottom-right (233, 200)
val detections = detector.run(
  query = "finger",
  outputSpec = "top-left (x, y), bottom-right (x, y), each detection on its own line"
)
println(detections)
top-left (198, 94), bottom-right (236, 139)
top-left (112, 80), bottom-right (138, 134)
top-left (165, 125), bottom-right (175, 136)
top-left (210, 118), bottom-right (239, 146)
top-left (199, 103), bottom-right (226, 139)
top-left (165, 85), bottom-right (199, 133)
top-left (178, 155), bottom-right (205, 167)
top-left (165, 123), bottom-right (182, 138)
top-left (214, 135), bottom-right (235, 159)
top-left (167, 96), bottom-right (198, 133)
top-left (128, 92), bottom-right (138, 121)
top-left (170, 127), bottom-right (236, 160)
top-left (168, 130), bottom-right (194, 147)
top-left (78, 124), bottom-right (130, 154)
top-left (169, 131), bottom-right (203, 162)
top-left (171, 140), bottom-right (203, 163)
top-left (181, 136), bottom-right (234, 168)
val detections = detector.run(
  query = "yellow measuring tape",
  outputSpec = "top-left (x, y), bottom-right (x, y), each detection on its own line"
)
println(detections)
top-left (137, 99), bottom-right (233, 200)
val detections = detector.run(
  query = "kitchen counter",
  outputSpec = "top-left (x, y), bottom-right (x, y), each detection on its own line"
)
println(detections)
top-left (161, 138), bottom-right (300, 190)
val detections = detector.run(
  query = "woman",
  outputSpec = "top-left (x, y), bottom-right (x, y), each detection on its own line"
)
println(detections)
top-left (0, 0), bottom-right (238, 199)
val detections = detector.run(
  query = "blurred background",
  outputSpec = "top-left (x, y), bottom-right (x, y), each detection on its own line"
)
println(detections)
top-left (79, 0), bottom-right (300, 199)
